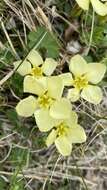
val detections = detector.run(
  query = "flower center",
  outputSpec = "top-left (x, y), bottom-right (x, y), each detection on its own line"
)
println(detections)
top-left (73, 75), bottom-right (88, 90)
top-left (56, 123), bottom-right (68, 136)
top-left (38, 93), bottom-right (54, 109)
top-left (31, 66), bottom-right (43, 78)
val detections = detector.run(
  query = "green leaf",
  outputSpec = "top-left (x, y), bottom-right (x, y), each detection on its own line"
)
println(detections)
top-left (9, 149), bottom-right (28, 190)
top-left (83, 55), bottom-right (93, 63)
top-left (10, 183), bottom-right (24, 190)
top-left (0, 49), bottom-right (14, 69)
top-left (9, 176), bottom-right (24, 190)
top-left (28, 27), bottom-right (60, 58)
top-left (9, 73), bottom-right (23, 97)
top-left (0, 177), bottom-right (7, 189)
top-left (92, 26), bottom-right (104, 45)
top-left (9, 148), bottom-right (28, 167)
top-left (6, 108), bottom-right (21, 128)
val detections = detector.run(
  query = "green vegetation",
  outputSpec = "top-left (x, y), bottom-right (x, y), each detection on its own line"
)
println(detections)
top-left (0, 0), bottom-right (107, 189)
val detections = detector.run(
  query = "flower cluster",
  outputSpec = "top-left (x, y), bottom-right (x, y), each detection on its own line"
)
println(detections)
top-left (75, 0), bottom-right (107, 16)
top-left (14, 50), bottom-right (106, 156)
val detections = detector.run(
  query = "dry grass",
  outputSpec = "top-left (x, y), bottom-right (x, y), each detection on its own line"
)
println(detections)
top-left (0, 0), bottom-right (107, 190)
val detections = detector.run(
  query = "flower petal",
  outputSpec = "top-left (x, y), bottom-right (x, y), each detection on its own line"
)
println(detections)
top-left (34, 109), bottom-right (56, 132)
top-left (86, 63), bottom-right (106, 84)
top-left (24, 75), bottom-right (46, 96)
top-left (55, 136), bottom-right (72, 156)
top-left (75, 0), bottom-right (89, 10)
top-left (50, 98), bottom-right (72, 119)
top-left (66, 111), bottom-right (78, 127)
top-left (42, 58), bottom-right (57, 76)
top-left (27, 50), bottom-right (43, 67)
top-left (37, 77), bottom-right (47, 90)
top-left (59, 73), bottom-right (73, 86)
top-left (81, 85), bottom-right (103, 104)
top-left (91, 0), bottom-right (107, 16)
top-left (67, 88), bottom-right (80, 102)
top-left (47, 76), bottom-right (64, 100)
top-left (16, 96), bottom-right (37, 117)
top-left (46, 129), bottom-right (57, 147)
top-left (68, 124), bottom-right (86, 143)
top-left (69, 54), bottom-right (88, 76)
top-left (13, 60), bottom-right (31, 76)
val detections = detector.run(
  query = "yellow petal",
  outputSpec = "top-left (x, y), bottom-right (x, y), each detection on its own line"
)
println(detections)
top-left (67, 88), bottom-right (80, 102)
top-left (50, 98), bottom-right (72, 119)
top-left (37, 77), bottom-right (47, 89)
top-left (42, 58), bottom-right (57, 76)
top-left (69, 54), bottom-right (88, 76)
top-left (55, 136), bottom-right (72, 156)
top-left (34, 109), bottom-right (55, 132)
top-left (81, 85), bottom-right (103, 104)
top-left (46, 129), bottom-right (57, 147)
top-left (16, 96), bottom-right (37, 117)
top-left (86, 63), bottom-right (106, 84)
top-left (68, 124), bottom-right (86, 143)
top-left (27, 50), bottom-right (43, 67)
top-left (91, 0), bottom-right (107, 16)
top-left (75, 0), bottom-right (89, 10)
top-left (59, 73), bottom-right (73, 86)
top-left (47, 76), bottom-right (64, 100)
top-left (66, 111), bottom-right (78, 127)
top-left (24, 75), bottom-right (46, 96)
top-left (13, 60), bottom-right (31, 76)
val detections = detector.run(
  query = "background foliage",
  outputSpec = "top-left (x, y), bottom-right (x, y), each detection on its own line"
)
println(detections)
top-left (0, 0), bottom-right (107, 189)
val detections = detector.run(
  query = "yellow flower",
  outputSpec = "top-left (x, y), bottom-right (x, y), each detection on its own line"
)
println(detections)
top-left (75, 0), bottom-right (107, 16)
top-left (60, 54), bottom-right (106, 104)
top-left (13, 50), bottom-right (57, 77)
top-left (44, 111), bottom-right (86, 156)
top-left (16, 76), bottom-right (72, 128)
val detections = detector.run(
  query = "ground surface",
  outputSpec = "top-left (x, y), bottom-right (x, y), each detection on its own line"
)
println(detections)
top-left (0, 0), bottom-right (107, 190)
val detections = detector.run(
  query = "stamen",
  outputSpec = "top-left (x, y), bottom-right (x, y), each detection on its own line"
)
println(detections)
top-left (56, 123), bottom-right (68, 136)
top-left (38, 93), bottom-right (54, 108)
top-left (73, 75), bottom-right (88, 90)
top-left (31, 66), bottom-right (43, 78)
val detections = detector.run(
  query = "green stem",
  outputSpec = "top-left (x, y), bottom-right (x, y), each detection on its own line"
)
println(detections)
top-left (85, 9), bottom-right (95, 55)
